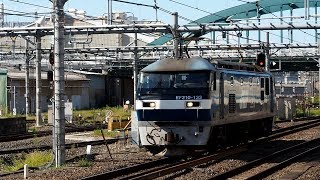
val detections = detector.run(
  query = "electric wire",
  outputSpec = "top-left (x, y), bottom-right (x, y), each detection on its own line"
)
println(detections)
top-left (237, 0), bottom-right (318, 42)
top-left (4, 0), bottom-right (318, 46)
top-left (4, 8), bottom-right (51, 16)
top-left (168, 0), bottom-right (212, 15)
top-left (3, 0), bottom-right (291, 48)
top-left (112, 0), bottom-right (195, 23)
top-left (2, 0), bottom-right (315, 56)
top-left (172, 0), bottom-right (313, 46)
top-left (3, 12), bottom-right (37, 18)
top-left (166, 0), bottom-right (268, 44)
top-left (6, 0), bottom-right (52, 10)
top-left (168, 0), bottom-right (312, 58)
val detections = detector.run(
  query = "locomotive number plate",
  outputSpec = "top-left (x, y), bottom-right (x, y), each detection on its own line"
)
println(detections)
top-left (176, 95), bottom-right (202, 100)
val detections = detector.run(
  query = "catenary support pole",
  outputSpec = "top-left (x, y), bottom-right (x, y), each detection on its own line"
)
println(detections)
top-left (265, 32), bottom-right (270, 71)
top-left (133, 32), bottom-right (138, 110)
top-left (35, 35), bottom-right (42, 126)
top-left (53, 0), bottom-right (68, 167)
top-left (315, 2), bottom-right (318, 43)
top-left (25, 39), bottom-right (30, 116)
top-left (173, 12), bottom-right (179, 58)
top-left (290, 8), bottom-right (293, 43)
top-left (318, 58), bottom-right (320, 108)
top-left (257, 3), bottom-right (261, 42)
top-left (280, 6), bottom-right (283, 44)
top-left (108, 0), bottom-right (112, 25)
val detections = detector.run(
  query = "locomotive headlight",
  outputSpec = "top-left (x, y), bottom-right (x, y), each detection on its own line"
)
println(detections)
top-left (143, 102), bottom-right (156, 107)
top-left (186, 101), bottom-right (200, 108)
top-left (150, 102), bottom-right (156, 108)
top-left (186, 102), bottom-right (193, 107)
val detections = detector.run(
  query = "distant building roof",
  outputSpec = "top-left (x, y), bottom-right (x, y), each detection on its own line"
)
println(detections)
top-left (8, 69), bottom-right (89, 81)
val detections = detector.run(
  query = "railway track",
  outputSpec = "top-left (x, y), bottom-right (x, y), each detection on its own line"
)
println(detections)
top-left (80, 118), bottom-right (320, 179)
top-left (210, 138), bottom-right (320, 179)
top-left (81, 146), bottom-right (247, 180)
top-left (0, 124), bottom-right (106, 142)
top-left (0, 137), bottom-right (128, 155)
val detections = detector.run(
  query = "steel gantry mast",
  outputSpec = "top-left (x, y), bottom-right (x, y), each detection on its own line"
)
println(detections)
top-left (53, 0), bottom-right (68, 167)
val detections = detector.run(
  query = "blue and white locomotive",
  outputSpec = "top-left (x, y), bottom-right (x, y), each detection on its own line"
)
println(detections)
top-left (131, 56), bottom-right (275, 155)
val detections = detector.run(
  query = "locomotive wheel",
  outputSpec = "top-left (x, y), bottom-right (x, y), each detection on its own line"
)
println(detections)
top-left (145, 146), bottom-right (166, 156)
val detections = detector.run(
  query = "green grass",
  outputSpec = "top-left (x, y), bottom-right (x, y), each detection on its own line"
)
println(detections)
top-left (93, 129), bottom-right (119, 138)
top-left (78, 158), bottom-right (92, 167)
top-left (1, 151), bottom-right (52, 173)
top-left (2, 106), bottom-right (131, 124)
top-left (308, 108), bottom-right (320, 116)
top-left (295, 107), bottom-right (320, 117)
top-left (73, 106), bottom-right (131, 124)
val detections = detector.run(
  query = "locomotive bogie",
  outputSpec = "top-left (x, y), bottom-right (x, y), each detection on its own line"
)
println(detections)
top-left (138, 122), bottom-right (212, 146)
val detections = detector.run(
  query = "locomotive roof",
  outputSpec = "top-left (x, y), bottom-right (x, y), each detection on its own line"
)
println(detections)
top-left (140, 57), bottom-right (215, 72)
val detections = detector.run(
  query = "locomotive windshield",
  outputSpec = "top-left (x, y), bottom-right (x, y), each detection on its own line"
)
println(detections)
top-left (138, 71), bottom-right (210, 97)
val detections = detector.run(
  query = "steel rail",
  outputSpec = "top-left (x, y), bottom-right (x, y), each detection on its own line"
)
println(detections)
top-left (80, 157), bottom-right (178, 180)
top-left (81, 146), bottom-right (247, 180)
top-left (246, 144), bottom-right (320, 180)
top-left (0, 124), bottom-right (105, 142)
top-left (80, 118), bottom-right (320, 179)
top-left (255, 119), bottom-right (320, 145)
top-left (210, 138), bottom-right (320, 180)
top-left (0, 137), bottom-right (129, 155)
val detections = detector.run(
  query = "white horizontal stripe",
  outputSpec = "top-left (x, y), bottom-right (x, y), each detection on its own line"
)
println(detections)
top-left (136, 99), bottom-right (212, 110)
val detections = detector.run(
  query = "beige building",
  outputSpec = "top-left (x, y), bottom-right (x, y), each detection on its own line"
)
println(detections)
top-left (1, 10), bottom-right (161, 114)
top-left (0, 10), bottom-right (160, 55)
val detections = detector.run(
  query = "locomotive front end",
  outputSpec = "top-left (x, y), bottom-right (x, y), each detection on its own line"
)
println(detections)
top-left (135, 69), bottom-right (214, 154)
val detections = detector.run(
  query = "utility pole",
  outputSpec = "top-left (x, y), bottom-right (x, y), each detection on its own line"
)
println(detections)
top-left (133, 32), bottom-right (138, 110)
top-left (172, 12), bottom-right (179, 58)
top-left (265, 32), bottom-right (270, 71)
top-left (318, 58), bottom-right (320, 108)
top-left (53, 0), bottom-right (68, 167)
top-left (35, 35), bottom-right (42, 126)
top-left (0, 3), bottom-right (3, 28)
top-left (305, 0), bottom-right (310, 20)
top-left (108, 0), bottom-right (112, 25)
top-left (25, 39), bottom-right (30, 116)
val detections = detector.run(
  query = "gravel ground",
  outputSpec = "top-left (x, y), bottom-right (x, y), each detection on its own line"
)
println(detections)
top-left (266, 147), bottom-right (320, 179)
top-left (167, 121), bottom-right (320, 180)
top-left (1, 120), bottom-right (319, 179)
top-left (273, 120), bottom-right (311, 129)
top-left (2, 143), bottom-right (161, 180)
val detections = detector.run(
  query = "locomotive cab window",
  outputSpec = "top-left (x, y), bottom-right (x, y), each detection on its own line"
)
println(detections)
top-left (138, 71), bottom-right (210, 96)
top-left (265, 78), bottom-right (270, 95)
top-left (211, 72), bottom-right (216, 91)
top-left (261, 91), bottom-right (265, 101)
top-left (260, 77), bottom-right (265, 88)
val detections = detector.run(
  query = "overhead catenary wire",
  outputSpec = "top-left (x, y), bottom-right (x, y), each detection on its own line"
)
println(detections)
top-left (7, 0), bottom-right (52, 10)
top-left (236, 0), bottom-right (318, 42)
top-left (171, 0), bottom-right (313, 46)
top-left (169, 0), bottom-right (212, 15)
top-left (2, 0), bottom-right (315, 48)
top-left (3, 8), bottom-right (51, 16)
top-left (167, 0), bottom-right (269, 45)
top-left (2, 8), bottom-right (51, 19)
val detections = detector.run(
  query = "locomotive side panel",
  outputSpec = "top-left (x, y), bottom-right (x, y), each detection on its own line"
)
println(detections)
top-left (216, 70), bottom-right (273, 125)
